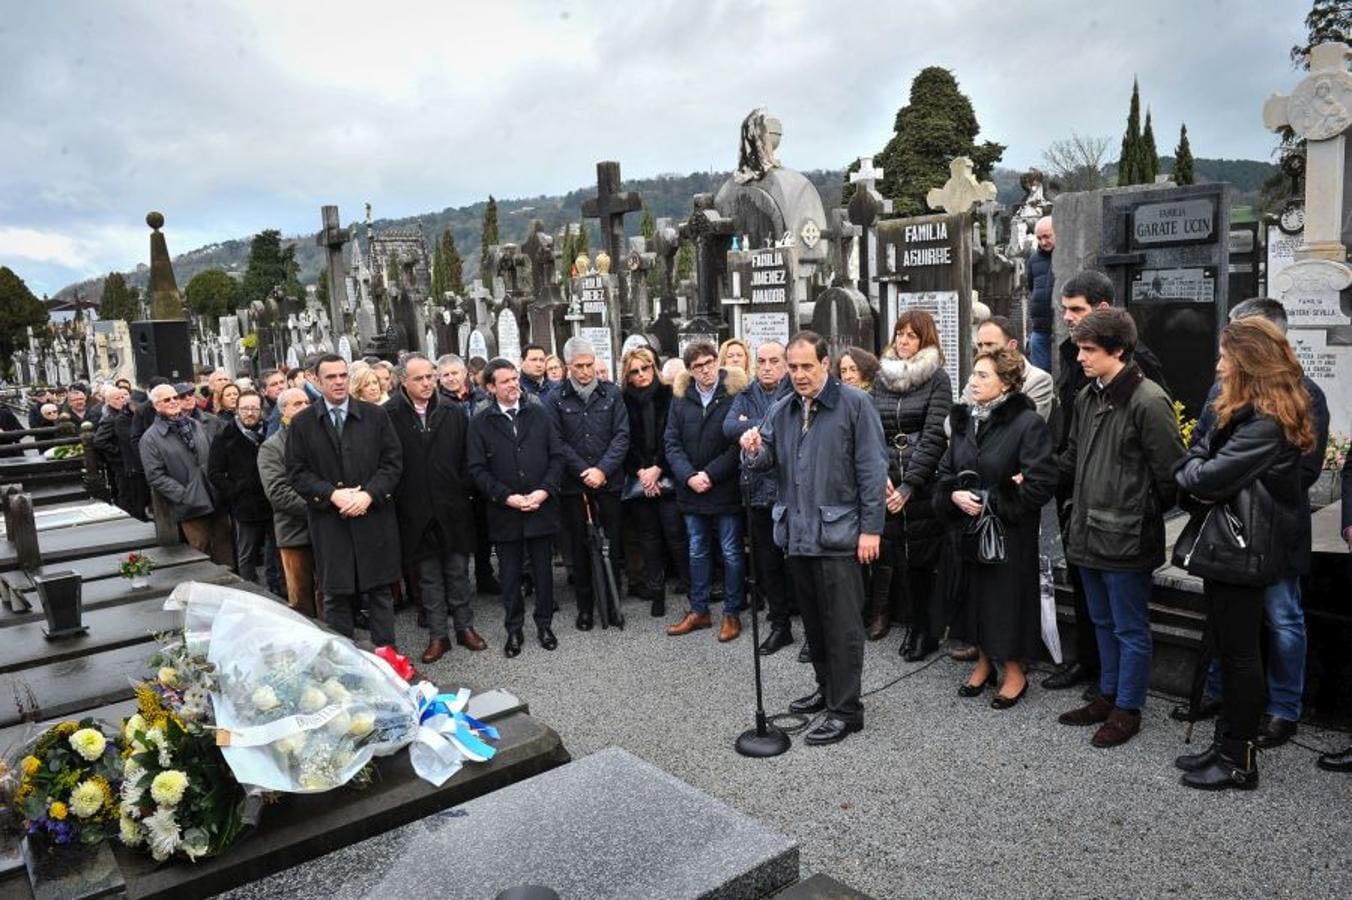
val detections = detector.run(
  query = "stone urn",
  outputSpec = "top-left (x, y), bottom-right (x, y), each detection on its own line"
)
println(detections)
top-left (34, 571), bottom-right (86, 640)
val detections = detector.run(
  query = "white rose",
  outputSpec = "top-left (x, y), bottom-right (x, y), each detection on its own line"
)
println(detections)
top-left (298, 686), bottom-right (328, 713)
top-left (348, 712), bottom-right (376, 738)
top-left (273, 733), bottom-right (308, 756)
top-left (251, 685), bottom-right (280, 712)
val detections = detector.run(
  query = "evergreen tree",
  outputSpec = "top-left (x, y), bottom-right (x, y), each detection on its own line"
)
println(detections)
top-left (479, 196), bottom-right (499, 289)
top-left (575, 219), bottom-right (591, 260)
top-left (430, 239), bottom-right (447, 301)
top-left (184, 269), bottom-right (240, 329)
top-left (1292, 0), bottom-right (1351, 69)
top-left (640, 208), bottom-right (660, 298)
top-left (872, 67), bottom-right (1005, 216)
top-left (1141, 109), bottom-right (1160, 183)
top-left (441, 228), bottom-right (465, 297)
top-left (1173, 124), bottom-right (1195, 186)
top-left (1117, 78), bottom-right (1143, 186)
top-left (97, 272), bottom-right (139, 324)
top-left (560, 226), bottom-right (576, 298)
top-left (280, 245), bottom-right (305, 302)
top-left (675, 240), bottom-right (696, 284)
top-left (239, 229), bottom-right (289, 308)
top-left (0, 266), bottom-right (49, 379)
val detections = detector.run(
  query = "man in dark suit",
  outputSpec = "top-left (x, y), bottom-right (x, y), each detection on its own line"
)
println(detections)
top-left (286, 353), bottom-right (404, 649)
top-left (208, 389), bottom-right (273, 585)
top-left (468, 358), bottom-right (564, 658)
top-left (387, 353), bottom-right (487, 663)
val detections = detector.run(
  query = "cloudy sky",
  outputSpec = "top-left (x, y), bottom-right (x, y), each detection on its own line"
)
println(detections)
top-left (0, 0), bottom-right (1313, 295)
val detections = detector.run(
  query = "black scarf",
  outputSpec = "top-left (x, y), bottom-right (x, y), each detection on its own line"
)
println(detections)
top-left (624, 380), bottom-right (660, 458)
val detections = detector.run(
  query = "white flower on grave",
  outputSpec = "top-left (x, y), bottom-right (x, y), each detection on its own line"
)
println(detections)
top-left (144, 727), bottom-right (172, 768)
top-left (122, 758), bottom-right (146, 797)
top-left (69, 780), bottom-right (104, 819)
top-left (150, 770), bottom-right (188, 807)
top-left (119, 814), bottom-right (145, 847)
top-left (157, 667), bottom-right (180, 688)
top-left (299, 685), bottom-right (328, 713)
top-left (68, 727), bottom-right (107, 762)
top-left (348, 712), bottom-right (376, 738)
top-left (251, 685), bottom-right (280, 712)
top-left (180, 827), bottom-right (210, 861)
top-left (144, 806), bottom-right (181, 861)
top-left (273, 732), bottom-right (308, 756)
top-left (326, 712), bottom-right (352, 736)
top-left (123, 713), bottom-right (147, 744)
top-left (321, 678), bottom-right (351, 704)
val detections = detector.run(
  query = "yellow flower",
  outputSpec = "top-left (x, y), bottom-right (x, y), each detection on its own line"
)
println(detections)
top-left (70, 780), bottom-right (104, 819)
top-left (149, 770), bottom-right (188, 807)
top-left (22, 755), bottom-right (40, 776)
top-left (49, 801), bottom-right (68, 821)
top-left (54, 722), bottom-right (78, 738)
top-left (68, 727), bottom-right (107, 762)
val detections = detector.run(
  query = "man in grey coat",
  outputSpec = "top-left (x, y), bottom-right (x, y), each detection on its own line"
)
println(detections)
top-left (139, 383), bottom-right (233, 566)
top-left (967, 316), bottom-right (1055, 421)
top-left (257, 388), bottom-right (320, 618)
top-left (740, 331), bottom-right (888, 746)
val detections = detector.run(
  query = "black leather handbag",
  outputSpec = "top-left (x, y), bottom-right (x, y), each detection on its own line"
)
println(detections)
top-left (1172, 478), bottom-right (1283, 587)
top-left (959, 492), bottom-right (1006, 564)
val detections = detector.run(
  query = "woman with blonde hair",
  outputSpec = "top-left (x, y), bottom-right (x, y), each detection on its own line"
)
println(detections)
top-left (718, 338), bottom-right (752, 379)
top-left (351, 367), bottom-right (387, 405)
top-left (1172, 316), bottom-right (1314, 791)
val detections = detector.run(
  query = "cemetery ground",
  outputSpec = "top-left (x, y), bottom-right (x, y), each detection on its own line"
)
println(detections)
top-left (352, 578), bottom-right (1352, 900)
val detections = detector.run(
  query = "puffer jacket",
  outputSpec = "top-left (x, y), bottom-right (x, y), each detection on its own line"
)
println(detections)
top-left (663, 367), bottom-right (748, 516)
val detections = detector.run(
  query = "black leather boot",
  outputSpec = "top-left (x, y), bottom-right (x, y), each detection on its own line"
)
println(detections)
top-left (1180, 737), bottom-right (1259, 791)
top-left (1175, 721), bottom-right (1224, 772)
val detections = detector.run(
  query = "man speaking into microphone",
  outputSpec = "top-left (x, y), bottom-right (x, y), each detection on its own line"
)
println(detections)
top-left (740, 331), bottom-right (888, 746)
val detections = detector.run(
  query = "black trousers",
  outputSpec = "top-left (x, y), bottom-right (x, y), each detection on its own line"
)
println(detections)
top-left (788, 555), bottom-right (866, 726)
top-left (748, 505), bottom-right (793, 629)
top-left (498, 536), bottom-right (555, 632)
top-left (561, 492), bottom-right (623, 613)
top-left (1204, 580), bottom-right (1266, 741)
top-left (628, 494), bottom-right (689, 598)
top-left (325, 584), bottom-right (395, 646)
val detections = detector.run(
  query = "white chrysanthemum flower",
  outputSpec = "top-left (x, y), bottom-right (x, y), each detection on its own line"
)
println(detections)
top-left (299, 686), bottom-right (328, 713)
top-left (68, 727), bottom-right (106, 762)
top-left (143, 806), bottom-right (181, 861)
top-left (123, 758), bottom-right (145, 793)
top-left (69, 780), bottom-right (105, 819)
top-left (251, 685), bottom-right (280, 712)
top-left (119, 814), bottom-right (145, 847)
top-left (273, 732), bottom-right (308, 756)
top-left (321, 678), bottom-right (351, 704)
top-left (348, 712), bottom-right (376, 738)
top-left (149, 770), bottom-right (188, 807)
top-left (123, 713), bottom-right (147, 744)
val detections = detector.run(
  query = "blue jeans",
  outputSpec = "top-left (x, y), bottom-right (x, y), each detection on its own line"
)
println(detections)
top-left (684, 513), bottom-right (745, 616)
top-left (1078, 566), bottom-right (1153, 710)
top-left (1027, 330), bottom-right (1053, 372)
top-left (1204, 576), bottom-right (1305, 720)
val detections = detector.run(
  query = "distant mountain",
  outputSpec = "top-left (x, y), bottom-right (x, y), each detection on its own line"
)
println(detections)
top-left (56, 157), bottom-right (1276, 302)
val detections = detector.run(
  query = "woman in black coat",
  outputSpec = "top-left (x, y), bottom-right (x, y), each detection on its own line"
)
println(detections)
top-left (871, 309), bottom-right (952, 658)
top-left (1172, 317), bottom-right (1312, 791)
top-left (935, 349), bottom-right (1056, 708)
top-left (620, 346), bottom-right (688, 617)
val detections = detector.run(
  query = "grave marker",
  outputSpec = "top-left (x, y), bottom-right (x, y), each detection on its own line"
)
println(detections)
top-left (582, 161), bottom-right (642, 319)
top-left (726, 246), bottom-right (799, 352)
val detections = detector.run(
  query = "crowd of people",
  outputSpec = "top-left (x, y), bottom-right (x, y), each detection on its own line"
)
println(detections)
top-left (4, 251), bottom-right (1348, 786)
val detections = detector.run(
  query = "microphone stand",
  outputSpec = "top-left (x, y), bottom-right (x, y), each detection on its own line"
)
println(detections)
top-left (735, 476), bottom-right (789, 758)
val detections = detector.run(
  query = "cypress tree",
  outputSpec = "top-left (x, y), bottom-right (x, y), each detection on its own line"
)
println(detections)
top-left (1173, 124), bottom-right (1195, 185)
top-left (1142, 109), bottom-right (1160, 183)
top-left (441, 229), bottom-right (465, 297)
top-left (1117, 78), bottom-right (1143, 186)
top-left (640, 208), bottom-right (660, 298)
top-left (479, 196), bottom-right (499, 289)
top-left (97, 272), bottom-right (139, 324)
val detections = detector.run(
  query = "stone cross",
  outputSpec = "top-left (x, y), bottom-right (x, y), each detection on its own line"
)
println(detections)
top-left (1263, 41), bottom-right (1352, 260)
top-left (847, 157), bottom-right (892, 304)
top-left (582, 161), bottom-right (642, 313)
top-left (316, 205), bottom-right (352, 337)
top-left (849, 156), bottom-right (885, 193)
top-left (925, 157), bottom-right (998, 215)
top-left (651, 217), bottom-right (681, 309)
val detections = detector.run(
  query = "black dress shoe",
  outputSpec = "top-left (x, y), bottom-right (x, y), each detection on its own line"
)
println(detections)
top-left (758, 626), bottom-right (794, 656)
top-left (538, 626), bottom-right (558, 651)
top-left (797, 643), bottom-right (812, 664)
top-left (1255, 715), bottom-right (1298, 749)
top-left (903, 633), bottom-right (938, 663)
top-left (1042, 661), bottom-right (1094, 691)
top-left (899, 628), bottom-right (919, 659)
top-left (804, 717), bottom-right (861, 746)
top-left (1317, 745), bottom-right (1352, 772)
top-left (504, 630), bottom-right (523, 658)
top-left (575, 610), bottom-right (594, 631)
top-left (958, 671), bottom-right (996, 698)
top-left (789, 690), bottom-right (826, 715)
top-left (991, 680), bottom-right (1029, 710)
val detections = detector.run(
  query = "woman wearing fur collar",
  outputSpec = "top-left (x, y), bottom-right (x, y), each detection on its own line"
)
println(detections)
top-left (869, 310), bottom-right (953, 659)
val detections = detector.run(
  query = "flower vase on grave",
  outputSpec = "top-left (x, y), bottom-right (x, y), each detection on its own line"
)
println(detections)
top-left (119, 552), bottom-right (154, 590)
top-left (34, 571), bottom-right (86, 640)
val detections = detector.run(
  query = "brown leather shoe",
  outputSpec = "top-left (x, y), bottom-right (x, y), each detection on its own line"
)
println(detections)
top-left (455, 627), bottom-right (488, 652)
top-left (421, 637), bottom-right (450, 664)
top-left (866, 611), bottom-right (891, 641)
top-left (1092, 708), bottom-right (1142, 748)
top-left (1058, 693), bottom-right (1115, 726)
top-left (666, 611), bottom-right (712, 636)
top-left (718, 615), bottom-right (742, 642)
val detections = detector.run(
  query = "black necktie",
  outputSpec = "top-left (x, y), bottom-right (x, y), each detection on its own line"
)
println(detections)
top-left (331, 407), bottom-right (345, 437)
top-left (506, 407), bottom-right (518, 437)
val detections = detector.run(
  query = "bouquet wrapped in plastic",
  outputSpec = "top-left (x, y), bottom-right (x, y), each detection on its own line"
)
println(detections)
top-left (166, 582), bottom-right (497, 793)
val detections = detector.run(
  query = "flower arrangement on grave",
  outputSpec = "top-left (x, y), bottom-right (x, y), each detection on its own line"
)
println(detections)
top-left (1324, 432), bottom-right (1349, 472)
top-left (7, 718), bottom-right (121, 848)
top-left (117, 681), bottom-right (247, 862)
top-left (119, 552), bottom-right (156, 581)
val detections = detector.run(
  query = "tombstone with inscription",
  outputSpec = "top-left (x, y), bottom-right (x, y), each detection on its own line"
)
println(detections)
top-left (1098, 183), bottom-right (1233, 416)
top-left (725, 245), bottom-right (799, 353)
top-left (581, 162), bottom-right (642, 331)
top-left (1263, 40), bottom-right (1352, 436)
top-left (571, 257), bottom-right (621, 375)
top-left (874, 213), bottom-right (974, 398)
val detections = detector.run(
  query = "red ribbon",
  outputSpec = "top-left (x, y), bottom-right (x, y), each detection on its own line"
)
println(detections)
top-left (374, 646), bottom-right (417, 683)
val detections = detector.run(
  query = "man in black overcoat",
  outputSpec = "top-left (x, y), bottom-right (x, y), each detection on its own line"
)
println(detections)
top-left (467, 358), bottom-right (564, 658)
top-left (286, 353), bottom-right (404, 648)
top-left (387, 353), bottom-right (486, 663)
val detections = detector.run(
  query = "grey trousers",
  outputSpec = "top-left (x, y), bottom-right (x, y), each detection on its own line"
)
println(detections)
top-left (416, 552), bottom-right (473, 638)
top-left (233, 519), bottom-right (270, 586)
top-left (787, 555), bottom-right (867, 726)
top-left (325, 585), bottom-right (396, 647)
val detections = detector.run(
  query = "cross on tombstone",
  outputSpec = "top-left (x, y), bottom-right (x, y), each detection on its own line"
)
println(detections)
top-left (926, 157), bottom-right (998, 215)
top-left (582, 161), bottom-right (642, 314)
top-left (684, 195), bottom-right (737, 320)
top-left (316, 205), bottom-right (351, 337)
top-left (847, 156), bottom-right (892, 308)
top-left (829, 209), bottom-right (862, 288)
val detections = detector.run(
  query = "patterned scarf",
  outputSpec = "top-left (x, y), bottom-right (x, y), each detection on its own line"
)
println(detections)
top-left (164, 413), bottom-right (196, 454)
top-left (969, 392), bottom-right (1010, 433)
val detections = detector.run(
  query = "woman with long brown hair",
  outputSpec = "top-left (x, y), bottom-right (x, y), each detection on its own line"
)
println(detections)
top-left (1173, 316), bottom-right (1314, 791)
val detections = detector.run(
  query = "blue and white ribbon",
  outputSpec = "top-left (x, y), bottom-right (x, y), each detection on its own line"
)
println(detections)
top-left (408, 683), bottom-right (500, 786)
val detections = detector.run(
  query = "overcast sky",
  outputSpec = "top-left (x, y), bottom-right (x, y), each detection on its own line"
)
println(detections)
top-left (0, 0), bottom-right (1314, 295)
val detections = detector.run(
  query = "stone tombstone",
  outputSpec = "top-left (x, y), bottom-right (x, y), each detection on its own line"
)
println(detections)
top-left (810, 285), bottom-right (875, 363)
top-left (677, 316), bottom-right (723, 358)
top-left (286, 345), bottom-right (302, 370)
top-left (684, 194), bottom-right (738, 321)
top-left (581, 161), bottom-right (642, 322)
top-left (466, 328), bottom-right (495, 364)
top-left (571, 270), bottom-right (619, 376)
top-left (218, 316), bottom-right (242, 379)
top-left (316, 205), bottom-right (351, 337)
top-left (1100, 183), bottom-right (1233, 417)
top-left (1228, 223), bottom-right (1261, 302)
top-left (497, 307), bottom-right (522, 365)
top-left (847, 155), bottom-right (893, 308)
top-left (1266, 222), bottom-right (1302, 292)
top-left (337, 335), bottom-right (353, 364)
top-left (725, 245), bottom-right (799, 353)
top-left (875, 212), bottom-right (974, 397)
top-left (522, 221), bottom-right (565, 356)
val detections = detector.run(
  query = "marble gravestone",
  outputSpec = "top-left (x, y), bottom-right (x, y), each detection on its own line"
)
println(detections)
top-left (571, 268), bottom-right (619, 376)
top-left (1100, 183), bottom-right (1232, 417)
top-left (725, 244), bottom-right (799, 353)
top-left (496, 307), bottom-right (522, 365)
top-left (875, 212), bottom-right (974, 399)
